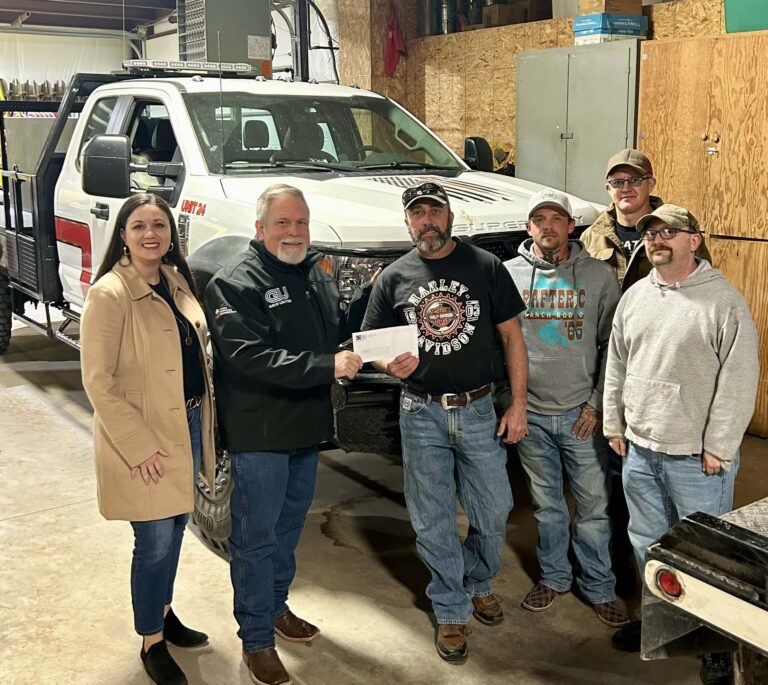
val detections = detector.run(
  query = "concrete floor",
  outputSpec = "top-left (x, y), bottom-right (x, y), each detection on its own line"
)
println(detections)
top-left (2, 320), bottom-right (767, 685)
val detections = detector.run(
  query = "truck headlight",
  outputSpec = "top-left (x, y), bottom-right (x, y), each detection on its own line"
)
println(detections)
top-left (316, 254), bottom-right (395, 301)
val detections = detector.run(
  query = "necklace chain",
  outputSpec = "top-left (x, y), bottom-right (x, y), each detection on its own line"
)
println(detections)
top-left (157, 277), bottom-right (194, 347)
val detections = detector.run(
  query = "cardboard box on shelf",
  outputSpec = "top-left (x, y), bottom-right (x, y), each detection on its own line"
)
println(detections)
top-left (574, 33), bottom-right (646, 45)
top-left (578, 0), bottom-right (642, 16)
top-left (574, 13), bottom-right (648, 32)
top-left (575, 26), bottom-right (646, 36)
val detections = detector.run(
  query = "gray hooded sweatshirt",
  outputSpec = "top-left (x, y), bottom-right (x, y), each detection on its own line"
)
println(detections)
top-left (603, 260), bottom-right (759, 466)
top-left (505, 240), bottom-right (621, 414)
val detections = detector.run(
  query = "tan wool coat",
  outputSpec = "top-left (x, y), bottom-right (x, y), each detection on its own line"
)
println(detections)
top-left (81, 258), bottom-right (216, 521)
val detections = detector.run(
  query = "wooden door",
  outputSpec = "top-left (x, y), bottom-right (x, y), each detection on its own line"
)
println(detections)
top-left (637, 37), bottom-right (717, 228)
top-left (708, 237), bottom-right (768, 437)
top-left (705, 33), bottom-right (768, 239)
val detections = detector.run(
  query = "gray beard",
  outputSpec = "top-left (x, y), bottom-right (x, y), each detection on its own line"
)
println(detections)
top-left (277, 244), bottom-right (308, 264)
top-left (415, 228), bottom-right (451, 254)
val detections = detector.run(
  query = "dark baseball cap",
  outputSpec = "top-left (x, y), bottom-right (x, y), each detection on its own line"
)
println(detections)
top-left (606, 148), bottom-right (653, 178)
top-left (402, 182), bottom-right (449, 210)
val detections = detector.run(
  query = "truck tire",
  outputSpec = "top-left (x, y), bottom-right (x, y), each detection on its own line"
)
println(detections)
top-left (0, 274), bottom-right (11, 354)
top-left (192, 448), bottom-right (233, 558)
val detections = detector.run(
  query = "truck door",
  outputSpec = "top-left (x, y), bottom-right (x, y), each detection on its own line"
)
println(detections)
top-left (54, 94), bottom-right (127, 309)
top-left (55, 94), bottom-right (186, 309)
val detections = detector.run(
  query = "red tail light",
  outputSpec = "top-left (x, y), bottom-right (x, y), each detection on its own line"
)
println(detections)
top-left (656, 568), bottom-right (683, 598)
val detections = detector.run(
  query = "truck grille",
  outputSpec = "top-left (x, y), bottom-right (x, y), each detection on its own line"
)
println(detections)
top-left (469, 234), bottom-right (523, 262)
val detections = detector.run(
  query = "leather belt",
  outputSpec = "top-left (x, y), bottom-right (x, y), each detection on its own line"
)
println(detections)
top-left (404, 383), bottom-right (492, 410)
top-left (185, 396), bottom-right (202, 410)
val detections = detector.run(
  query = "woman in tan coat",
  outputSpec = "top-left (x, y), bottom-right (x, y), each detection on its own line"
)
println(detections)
top-left (81, 193), bottom-right (216, 685)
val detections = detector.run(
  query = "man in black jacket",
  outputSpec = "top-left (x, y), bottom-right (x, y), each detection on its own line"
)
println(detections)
top-left (205, 184), bottom-right (365, 685)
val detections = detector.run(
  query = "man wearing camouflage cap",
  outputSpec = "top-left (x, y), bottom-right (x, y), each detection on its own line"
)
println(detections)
top-left (581, 148), bottom-right (710, 291)
top-left (602, 204), bottom-right (759, 681)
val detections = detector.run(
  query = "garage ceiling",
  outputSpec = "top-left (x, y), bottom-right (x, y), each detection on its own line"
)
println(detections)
top-left (0, 0), bottom-right (176, 32)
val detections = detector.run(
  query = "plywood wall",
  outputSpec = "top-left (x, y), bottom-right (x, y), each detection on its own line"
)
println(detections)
top-left (339, 0), bottom-right (725, 162)
top-left (708, 237), bottom-right (768, 437)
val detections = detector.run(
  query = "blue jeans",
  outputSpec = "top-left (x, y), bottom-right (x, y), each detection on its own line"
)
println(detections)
top-left (516, 407), bottom-right (615, 603)
top-left (130, 406), bottom-right (202, 635)
top-left (229, 446), bottom-right (319, 652)
top-left (399, 389), bottom-right (513, 624)
top-left (623, 442), bottom-right (739, 570)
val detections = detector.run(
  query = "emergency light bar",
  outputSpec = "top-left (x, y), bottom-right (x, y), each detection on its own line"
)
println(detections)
top-left (122, 59), bottom-right (253, 75)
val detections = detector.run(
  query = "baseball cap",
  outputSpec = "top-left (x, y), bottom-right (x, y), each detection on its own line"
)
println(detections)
top-left (527, 188), bottom-right (573, 219)
top-left (606, 148), bottom-right (653, 178)
top-left (636, 204), bottom-right (701, 234)
top-left (402, 182), bottom-right (449, 210)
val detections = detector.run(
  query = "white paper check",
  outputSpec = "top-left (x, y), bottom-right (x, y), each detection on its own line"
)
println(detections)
top-left (352, 325), bottom-right (419, 363)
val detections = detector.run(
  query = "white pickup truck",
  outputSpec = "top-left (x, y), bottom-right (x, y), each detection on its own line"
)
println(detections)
top-left (0, 60), bottom-right (599, 551)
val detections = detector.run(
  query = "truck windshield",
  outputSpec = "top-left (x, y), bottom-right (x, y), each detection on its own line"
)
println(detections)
top-left (182, 92), bottom-right (463, 174)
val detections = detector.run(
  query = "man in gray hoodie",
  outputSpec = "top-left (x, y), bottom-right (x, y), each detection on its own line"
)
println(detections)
top-left (603, 204), bottom-right (759, 679)
top-left (505, 189), bottom-right (628, 627)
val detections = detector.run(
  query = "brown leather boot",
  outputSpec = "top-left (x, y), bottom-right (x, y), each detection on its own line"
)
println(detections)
top-left (274, 609), bottom-right (320, 643)
top-left (472, 594), bottom-right (504, 625)
top-left (435, 624), bottom-right (468, 663)
top-left (242, 648), bottom-right (292, 685)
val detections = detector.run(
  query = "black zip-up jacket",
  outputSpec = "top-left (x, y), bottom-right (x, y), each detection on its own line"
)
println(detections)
top-left (204, 239), bottom-right (369, 452)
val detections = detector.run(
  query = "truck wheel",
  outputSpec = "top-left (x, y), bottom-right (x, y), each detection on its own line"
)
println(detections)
top-left (192, 448), bottom-right (233, 558)
top-left (0, 274), bottom-right (11, 354)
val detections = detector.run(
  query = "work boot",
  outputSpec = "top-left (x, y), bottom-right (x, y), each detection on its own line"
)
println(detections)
top-left (140, 640), bottom-right (187, 685)
top-left (243, 648), bottom-right (292, 685)
top-left (274, 609), bottom-right (320, 643)
top-left (164, 608), bottom-right (209, 648)
top-left (699, 652), bottom-right (733, 685)
top-left (472, 594), bottom-right (504, 625)
top-left (521, 583), bottom-right (565, 612)
top-left (435, 624), bottom-right (469, 664)
top-left (593, 600), bottom-right (630, 627)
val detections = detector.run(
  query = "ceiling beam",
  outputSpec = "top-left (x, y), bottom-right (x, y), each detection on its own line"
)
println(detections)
top-left (0, 0), bottom-right (167, 21)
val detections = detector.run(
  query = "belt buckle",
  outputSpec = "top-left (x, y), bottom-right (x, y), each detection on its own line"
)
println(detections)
top-left (440, 393), bottom-right (458, 410)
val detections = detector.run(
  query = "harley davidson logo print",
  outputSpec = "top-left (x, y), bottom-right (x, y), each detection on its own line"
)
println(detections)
top-left (406, 279), bottom-right (479, 356)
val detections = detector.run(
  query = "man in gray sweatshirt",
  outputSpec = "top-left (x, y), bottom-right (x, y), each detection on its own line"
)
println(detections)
top-left (505, 189), bottom-right (628, 627)
top-left (603, 204), bottom-right (759, 678)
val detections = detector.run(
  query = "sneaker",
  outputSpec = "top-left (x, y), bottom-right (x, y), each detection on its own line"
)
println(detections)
top-left (521, 583), bottom-right (565, 612)
top-left (593, 600), bottom-right (630, 627)
top-left (140, 640), bottom-right (187, 685)
top-left (274, 609), bottom-right (320, 643)
top-left (699, 652), bottom-right (733, 685)
top-left (472, 594), bottom-right (504, 625)
top-left (612, 620), bottom-right (642, 652)
top-left (242, 648), bottom-right (292, 685)
top-left (435, 624), bottom-right (469, 664)
top-left (163, 608), bottom-right (209, 648)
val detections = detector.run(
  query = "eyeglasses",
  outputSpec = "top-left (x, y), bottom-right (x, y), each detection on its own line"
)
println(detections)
top-left (607, 176), bottom-right (651, 189)
top-left (640, 227), bottom-right (696, 241)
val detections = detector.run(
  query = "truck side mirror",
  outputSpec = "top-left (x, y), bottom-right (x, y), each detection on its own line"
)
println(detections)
top-left (464, 136), bottom-right (494, 172)
top-left (81, 134), bottom-right (131, 198)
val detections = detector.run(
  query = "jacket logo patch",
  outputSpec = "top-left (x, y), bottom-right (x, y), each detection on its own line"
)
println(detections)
top-left (265, 286), bottom-right (292, 308)
top-left (214, 305), bottom-right (237, 319)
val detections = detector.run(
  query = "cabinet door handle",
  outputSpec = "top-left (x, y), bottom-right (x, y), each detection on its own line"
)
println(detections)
top-left (560, 132), bottom-right (574, 140)
top-left (706, 147), bottom-right (719, 156)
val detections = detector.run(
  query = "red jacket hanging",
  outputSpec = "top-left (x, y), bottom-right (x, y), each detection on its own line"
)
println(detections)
top-left (384, 1), bottom-right (407, 77)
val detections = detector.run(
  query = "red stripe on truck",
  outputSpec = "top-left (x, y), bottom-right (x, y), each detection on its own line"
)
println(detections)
top-left (55, 216), bottom-right (92, 297)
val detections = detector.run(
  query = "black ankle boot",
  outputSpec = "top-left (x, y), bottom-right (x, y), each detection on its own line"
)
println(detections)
top-left (164, 608), bottom-right (209, 648)
top-left (140, 640), bottom-right (187, 685)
